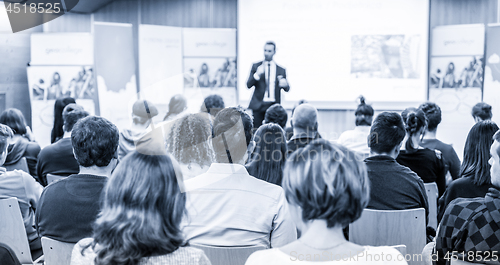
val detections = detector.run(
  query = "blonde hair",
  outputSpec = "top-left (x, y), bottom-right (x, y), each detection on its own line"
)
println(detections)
top-left (283, 139), bottom-right (370, 227)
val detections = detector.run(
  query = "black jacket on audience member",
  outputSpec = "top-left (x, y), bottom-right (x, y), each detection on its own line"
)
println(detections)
top-left (36, 137), bottom-right (80, 186)
top-left (365, 155), bottom-right (429, 224)
top-left (396, 148), bottom-right (446, 197)
top-left (420, 139), bottom-right (461, 180)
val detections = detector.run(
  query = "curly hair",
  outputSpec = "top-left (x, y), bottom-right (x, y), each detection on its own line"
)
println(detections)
top-left (419, 102), bottom-right (441, 131)
top-left (264, 103), bottom-right (288, 129)
top-left (89, 152), bottom-right (186, 265)
top-left (167, 113), bottom-right (214, 167)
top-left (201, 94), bottom-right (225, 116)
top-left (71, 116), bottom-right (119, 167)
top-left (283, 139), bottom-right (370, 228)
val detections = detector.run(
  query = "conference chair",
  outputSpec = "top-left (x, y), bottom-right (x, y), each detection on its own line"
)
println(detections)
top-left (46, 174), bottom-right (66, 185)
top-left (41, 237), bottom-right (75, 265)
top-left (192, 245), bottom-right (266, 265)
top-left (349, 208), bottom-right (426, 265)
top-left (4, 157), bottom-right (29, 174)
top-left (424, 182), bottom-right (439, 229)
top-left (0, 198), bottom-right (43, 265)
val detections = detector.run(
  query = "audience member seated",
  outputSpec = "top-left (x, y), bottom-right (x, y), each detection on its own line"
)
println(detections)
top-left (285, 99), bottom-right (307, 141)
top-left (396, 108), bottom-right (446, 196)
top-left (71, 152), bottom-right (210, 265)
top-left (0, 108), bottom-right (40, 179)
top-left (419, 102), bottom-right (461, 181)
top-left (287, 104), bottom-right (319, 155)
top-left (200, 94), bottom-right (225, 117)
top-left (182, 107), bottom-right (296, 248)
top-left (164, 94), bottom-right (188, 122)
top-left (167, 113), bottom-right (214, 179)
top-left (0, 124), bottom-right (43, 254)
top-left (36, 106), bottom-right (88, 186)
top-left (51, 97), bottom-right (75, 144)
top-left (264, 103), bottom-right (288, 129)
top-left (246, 123), bottom-right (287, 186)
top-left (472, 102), bottom-right (492, 123)
top-left (437, 120), bottom-right (498, 222)
top-left (118, 99), bottom-right (158, 160)
top-left (246, 140), bottom-right (407, 264)
top-left (36, 116), bottom-right (119, 243)
top-left (364, 112), bottom-right (428, 221)
top-left (434, 129), bottom-right (500, 265)
top-left (337, 96), bottom-right (373, 155)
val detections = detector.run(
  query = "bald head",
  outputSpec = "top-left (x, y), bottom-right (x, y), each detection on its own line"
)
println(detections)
top-left (292, 104), bottom-right (318, 132)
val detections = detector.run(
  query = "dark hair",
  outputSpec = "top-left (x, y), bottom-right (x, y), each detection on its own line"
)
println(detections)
top-left (472, 102), bottom-right (492, 121)
top-left (0, 124), bottom-right (13, 152)
top-left (265, 41), bottom-right (276, 51)
top-left (212, 107), bottom-right (253, 163)
top-left (167, 113), bottom-right (214, 167)
top-left (91, 152), bottom-right (186, 265)
top-left (247, 123), bottom-right (287, 186)
top-left (368, 112), bottom-right (405, 154)
top-left (461, 121), bottom-right (499, 185)
top-left (71, 116), bottom-right (119, 167)
top-left (264, 104), bottom-right (288, 129)
top-left (355, 96), bottom-right (374, 126)
top-left (419, 102), bottom-right (441, 131)
top-left (0, 108), bottom-right (27, 135)
top-left (401, 108), bottom-right (427, 153)
top-left (283, 139), bottom-right (370, 228)
top-left (63, 110), bottom-right (89, 132)
top-left (51, 97), bottom-right (76, 143)
top-left (201, 94), bottom-right (225, 116)
top-left (164, 95), bottom-right (187, 121)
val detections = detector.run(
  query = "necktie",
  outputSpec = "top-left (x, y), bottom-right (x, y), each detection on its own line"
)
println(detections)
top-left (266, 62), bottom-right (271, 98)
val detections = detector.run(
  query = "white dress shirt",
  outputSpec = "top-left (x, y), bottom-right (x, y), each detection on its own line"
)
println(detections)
top-left (182, 163), bottom-right (297, 248)
top-left (253, 60), bottom-right (277, 102)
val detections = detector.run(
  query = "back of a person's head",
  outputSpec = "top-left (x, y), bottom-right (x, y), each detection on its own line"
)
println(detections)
top-left (52, 97), bottom-right (76, 143)
top-left (368, 112), bottom-right (405, 154)
top-left (132, 100), bottom-right (159, 124)
top-left (212, 107), bottom-right (253, 163)
top-left (283, 139), bottom-right (370, 228)
top-left (63, 110), bottom-right (89, 133)
top-left (401, 108), bottom-right (427, 153)
top-left (92, 151), bottom-right (186, 265)
top-left (354, 96), bottom-right (374, 126)
top-left (168, 113), bottom-right (214, 167)
top-left (264, 103), bottom-right (288, 129)
top-left (248, 123), bottom-right (287, 185)
top-left (291, 99), bottom-right (308, 118)
top-left (472, 102), bottom-right (492, 121)
top-left (0, 108), bottom-right (27, 136)
top-left (461, 120), bottom-right (499, 185)
top-left (71, 116), bottom-right (119, 167)
top-left (164, 94), bottom-right (187, 121)
top-left (0, 124), bottom-right (13, 154)
top-left (201, 94), bottom-right (225, 116)
top-left (291, 103), bottom-right (318, 131)
top-left (418, 102), bottom-right (441, 131)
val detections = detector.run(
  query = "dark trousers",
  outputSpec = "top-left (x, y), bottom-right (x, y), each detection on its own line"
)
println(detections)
top-left (251, 101), bottom-right (275, 130)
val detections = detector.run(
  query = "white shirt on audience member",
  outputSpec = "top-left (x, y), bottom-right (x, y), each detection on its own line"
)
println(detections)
top-left (245, 246), bottom-right (408, 264)
top-left (181, 163), bottom-right (296, 248)
top-left (337, 126), bottom-right (371, 155)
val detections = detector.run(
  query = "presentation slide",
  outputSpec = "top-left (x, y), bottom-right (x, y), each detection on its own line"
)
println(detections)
top-left (238, 0), bottom-right (429, 106)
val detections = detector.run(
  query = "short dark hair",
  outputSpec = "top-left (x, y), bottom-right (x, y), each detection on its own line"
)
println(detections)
top-left (0, 124), bottom-right (13, 152)
top-left (71, 116), bottom-right (119, 167)
top-left (212, 107), bottom-right (253, 163)
top-left (419, 102), bottom-right (441, 131)
top-left (472, 102), bottom-right (492, 121)
top-left (368, 112), bottom-right (405, 154)
top-left (0, 108), bottom-right (27, 135)
top-left (264, 104), bottom-right (288, 129)
top-left (355, 96), bottom-right (374, 126)
top-left (265, 41), bottom-right (276, 51)
top-left (201, 94), bottom-right (225, 116)
top-left (63, 110), bottom-right (89, 132)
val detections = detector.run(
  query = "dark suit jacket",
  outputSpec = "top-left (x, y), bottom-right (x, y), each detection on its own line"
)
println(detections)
top-left (246, 61), bottom-right (290, 110)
